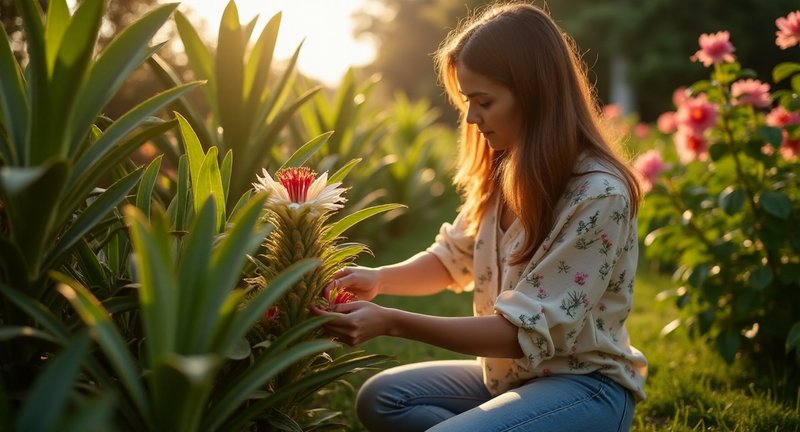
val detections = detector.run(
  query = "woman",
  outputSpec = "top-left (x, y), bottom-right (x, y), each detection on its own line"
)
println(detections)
top-left (314, 2), bottom-right (647, 431)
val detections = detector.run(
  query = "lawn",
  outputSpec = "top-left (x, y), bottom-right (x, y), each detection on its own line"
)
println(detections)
top-left (310, 229), bottom-right (800, 431)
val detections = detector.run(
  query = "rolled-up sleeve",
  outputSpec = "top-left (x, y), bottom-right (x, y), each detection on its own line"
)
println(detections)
top-left (494, 194), bottom-right (633, 366)
top-left (426, 210), bottom-right (476, 292)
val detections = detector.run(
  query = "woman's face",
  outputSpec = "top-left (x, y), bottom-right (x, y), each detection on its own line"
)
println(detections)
top-left (456, 62), bottom-right (523, 151)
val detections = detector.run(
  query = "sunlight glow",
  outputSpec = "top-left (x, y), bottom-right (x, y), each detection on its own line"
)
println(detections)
top-left (174, 0), bottom-right (376, 86)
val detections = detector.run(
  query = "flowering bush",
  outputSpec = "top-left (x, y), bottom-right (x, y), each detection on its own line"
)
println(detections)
top-left (635, 12), bottom-right (800, 366)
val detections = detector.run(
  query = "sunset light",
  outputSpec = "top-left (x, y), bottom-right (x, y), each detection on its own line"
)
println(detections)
top-left (173, 0), bottom-right (377, 86)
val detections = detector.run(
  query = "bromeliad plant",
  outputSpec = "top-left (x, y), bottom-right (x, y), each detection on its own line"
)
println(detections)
top-left (635, 12), bottom-right (800, 367)
top-left (243, 157), bottom-right (402, 427)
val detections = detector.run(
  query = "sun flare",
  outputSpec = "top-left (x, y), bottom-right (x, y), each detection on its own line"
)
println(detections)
top-left (173, 0), bottom-right (376, 86)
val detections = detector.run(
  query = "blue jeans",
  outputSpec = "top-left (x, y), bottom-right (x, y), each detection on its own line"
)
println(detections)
top-left (356, 360), bottom-right (634, 432)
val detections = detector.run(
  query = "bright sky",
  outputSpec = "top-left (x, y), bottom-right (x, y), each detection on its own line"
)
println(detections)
top-left (174, 0), bottom-right (378, 86)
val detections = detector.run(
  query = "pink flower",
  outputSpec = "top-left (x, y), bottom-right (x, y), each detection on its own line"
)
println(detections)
top-left (674, 128), bottom-right (709, 164)
top-left (765, 106), bottom-right (800, 127)
top-left (574, 272), bottom-right (588, 285)
top-left (542, 368), bottom-right (553, 376)
top-left (634, 123), bottom-right (650, 139)
top-left (780, 135), bottom-right (800, 160)
top-left (537, 287), bottom-right (549, 299)
top-left (776, 11), bottom-right (800, 49)
top-left (657, 111), bottom-right (677, 134)
top-left (673, 87), bottom-right (689, 106)
top-left (602, 104), bottom-right (623, 121)
top-left (731, 79), bottom-right (771, 108)
top-left (690, 31), bottom-right (736, 67)
top-left (633, 149), bottom-right (671, 193)
top-left (674, 129), bottom-right (709, 163)
top-left (676, 94), bottom-right (719, 133)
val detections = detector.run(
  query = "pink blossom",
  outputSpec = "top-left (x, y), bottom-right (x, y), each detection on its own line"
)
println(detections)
top-left (657, 111), bottom-right (677, 134)
top-left (537, 287), bottom-right (549, 299)
top-left (672, 87), bottom-right (689, 106)
top-left (731, 79), bottom-right (771, 108)
top-left (634, 123), bottom-right (650, 139)
top-left (542, 368), bottom-right (553, 376)
top-left (781, 135), bottom-right (800, 160)
top-left (574, 272), bottom-right (588, 285)
top-left (776, 11), bottom-right (800, 49)
top-left (765, 106), bottom-right (800, 127)
top-left (690, 31), bottom-right (736, 67)
top-left (633, 149), bottom-right (671, 193)
top-left (602, 104), bottom-right (623, 121)
top-left (676, 94), bottom-right (719, 133)
top-left (674, 128), bottom-right (709, 164)
top-left (601, 233), bottom-right (613, 248)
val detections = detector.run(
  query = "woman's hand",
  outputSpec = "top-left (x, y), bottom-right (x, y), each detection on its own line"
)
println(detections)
top-left (312, 301), bottom-right (392, 346)
top-left (329, 266), bottom-right (382, 302)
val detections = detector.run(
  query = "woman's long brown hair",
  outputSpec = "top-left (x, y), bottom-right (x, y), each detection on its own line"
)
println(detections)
top-left (434, 1), bottom-right (641, 265)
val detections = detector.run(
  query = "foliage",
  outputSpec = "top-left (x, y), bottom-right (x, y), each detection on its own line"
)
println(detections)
top-left (635, 15), bottom-right (800, 367)
top-left (148, 0), bottom-right (321, 207)
top-left (0, 0), bottom-right (395, 430)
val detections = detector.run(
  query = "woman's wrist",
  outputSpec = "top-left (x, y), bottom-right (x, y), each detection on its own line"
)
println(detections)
top-left (373, 266), bottom-right (386, 296)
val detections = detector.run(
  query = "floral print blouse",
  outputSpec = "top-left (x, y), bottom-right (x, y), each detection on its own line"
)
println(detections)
top-left (426, 155), bottom-right (648, 400)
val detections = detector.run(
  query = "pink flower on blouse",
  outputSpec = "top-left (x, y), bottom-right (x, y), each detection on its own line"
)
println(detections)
top-left (601, 233), bottom-right (613, 248)
top-left (674, 128), bottom-right (709, 164)
top-left (657, 111), bottom-right (677, 134)
top-left (633, 149), bottom-right (671, 193)
top-left (574, 272), bottom-right (588, 285)
top-left (731, 79), bottom-right (771, 108)
top-left (776, 11), bottom-right (800, 49)
top-left (765, 106), bottom-right (800, 127)
top-left (690, 31), bottom-right (736, 66)
top-left (537, 287), bottom-right (549, 299)
top-left (676, 94), bottom-right (719, 133)
top-left (542, 368), bottom-right (553, 376)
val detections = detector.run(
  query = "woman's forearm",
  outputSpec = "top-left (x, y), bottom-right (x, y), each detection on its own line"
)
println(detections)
top-left (376, 251), bottom-right (455, 296)
top-left (384, 308), bottom-right (524, 358)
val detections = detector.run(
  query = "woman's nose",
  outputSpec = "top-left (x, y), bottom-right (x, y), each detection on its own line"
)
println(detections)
top-left (465, 105), bottom-right (479, 125)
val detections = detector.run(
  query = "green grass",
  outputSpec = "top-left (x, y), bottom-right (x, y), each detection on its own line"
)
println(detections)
top-left (308, 234), bottom-right (800, 431)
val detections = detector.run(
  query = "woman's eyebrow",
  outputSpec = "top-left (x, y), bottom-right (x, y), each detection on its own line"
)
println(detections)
top-left (459, 90), bottom-right (489, 98)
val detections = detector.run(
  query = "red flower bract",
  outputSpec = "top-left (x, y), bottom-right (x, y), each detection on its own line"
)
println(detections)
top-left (276, 167), bottom-right (317, 203)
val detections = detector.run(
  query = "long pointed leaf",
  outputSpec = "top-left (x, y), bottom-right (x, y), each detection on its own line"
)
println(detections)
top-left (195, 194), bottom-right (269, 351)
top-left (136, 155), bottom-right (163, 219)
top-left (221, 149), bottom-right (233, 206)
top-left (146, 54), bottom-right (216, 148)
top-left (244, 12), bottom-right (280, 114)
top-left (45, 168), bottom-right (143, 271)
top-left (0, 284), bottom-right (70, 342)
top-left (0, 27), bottom-right (28, 164)
top-left (176, 111), bottom-right (206, 196)
top-left (215, 259), bottom-right (321, 355)
top-left (70, 82), bottom-right (201, 186)
top-left (327, 158), bottom-right (361, 185)
top-left (64, 120), bottom-right (177, 214)
top-left (42, 0), bottom-right (103, 163)
top-left (196, 147), bottom-right (226, 232)
top-left (53, 276), bottom-right (151, 423)
top-left (68, 2), bottom-right (179, 153)
top-left (278, 131), bottom-right (332, 171)
top-left (323, 204), bottom-right (407, 242)
top-left (16, 332), bottom-right (90, 432)
top-left (124, 205), bottom-right (178, 368)
top-left (203, 339), bottom-right (336, 431)
top-left (15, 0), bottom-right (47, 166)
top-left (216, 0), bottom-right (246, 154)
top-left (174, 11), bottom-right (217, 117)
top-left (178, 198), bottom-right (216, 353)
top-left (43, 0), bottom-right (71, 75)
